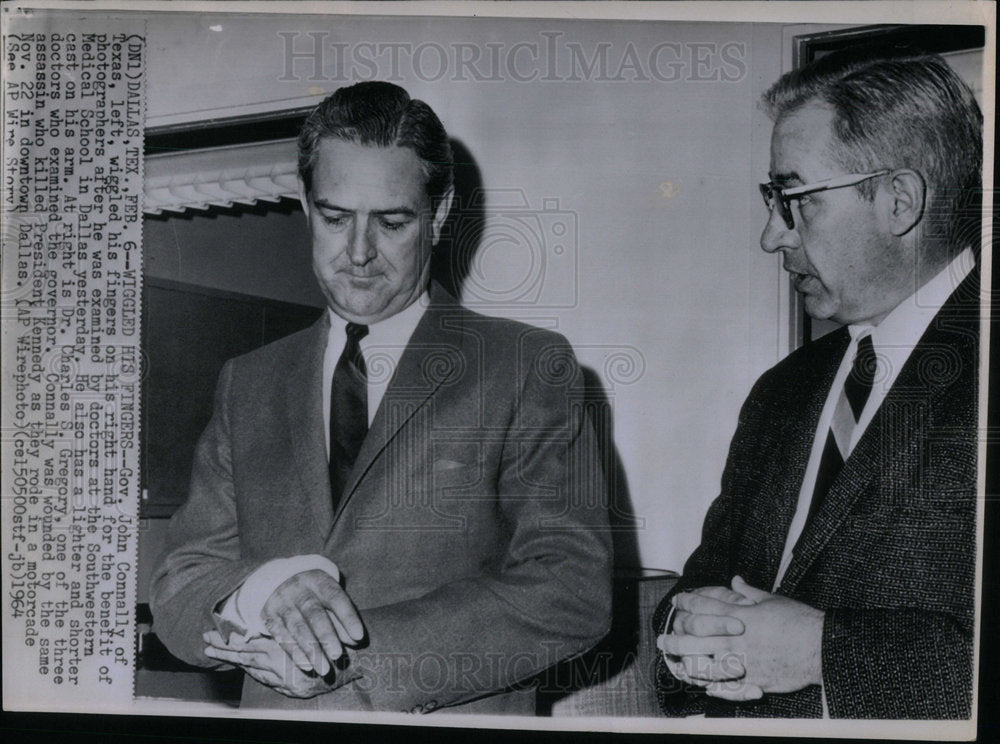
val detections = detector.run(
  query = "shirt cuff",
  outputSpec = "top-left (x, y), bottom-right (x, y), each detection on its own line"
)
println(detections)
top-left (214, 554), bottom-right (341, 641)
top-left (664, 603), bottom-right (678, 635)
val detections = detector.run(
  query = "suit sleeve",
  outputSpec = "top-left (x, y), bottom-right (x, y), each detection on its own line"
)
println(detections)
top-left (345, 336), bottom-right (613, 712)
top-left (148, 360), bottom-right (265, 667)
top-left (822, 608), bottom-right (973, 718)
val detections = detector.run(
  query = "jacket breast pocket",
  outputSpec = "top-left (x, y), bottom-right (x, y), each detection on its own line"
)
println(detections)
top-left (430, 460), bottom-right (480, 488)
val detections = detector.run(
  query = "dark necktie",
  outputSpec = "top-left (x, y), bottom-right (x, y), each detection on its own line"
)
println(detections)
top-left (329, 322), bottom-right (369, 510)
top-left (805, 333), bottom-right (877, 525)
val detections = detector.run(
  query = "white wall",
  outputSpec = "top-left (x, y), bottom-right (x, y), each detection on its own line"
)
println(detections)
top-left (141, 13), bottom-right (797, 571)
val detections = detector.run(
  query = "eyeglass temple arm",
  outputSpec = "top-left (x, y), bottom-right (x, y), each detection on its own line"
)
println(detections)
top-left (781, 169), bottom-right (891, 197)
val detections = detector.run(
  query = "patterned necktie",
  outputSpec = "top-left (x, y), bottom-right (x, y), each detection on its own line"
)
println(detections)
top-left (329, 322), bottom-right (369, 510)
top-left (805, 333), bottom-right (877, 525)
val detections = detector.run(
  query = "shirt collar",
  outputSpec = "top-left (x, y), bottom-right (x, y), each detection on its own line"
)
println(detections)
top-left (326, 290), bottom-right (429, 349)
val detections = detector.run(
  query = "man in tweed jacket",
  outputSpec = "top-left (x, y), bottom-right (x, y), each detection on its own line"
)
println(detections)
top-left (654, 48), bottom-right (982, 718)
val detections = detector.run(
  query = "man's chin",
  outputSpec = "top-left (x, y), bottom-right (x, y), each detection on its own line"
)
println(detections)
top-left (802, 297), bottom-right (837, 324)
top-left (327, 295), bottom-right (390, 324)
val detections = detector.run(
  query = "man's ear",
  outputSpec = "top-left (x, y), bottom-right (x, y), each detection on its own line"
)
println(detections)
top-left (884, 169), bottom-right (926, 237)
top-left (430, 186), bottom-right (455, 246)
top-left (297, 178), bottom-right (311, 222)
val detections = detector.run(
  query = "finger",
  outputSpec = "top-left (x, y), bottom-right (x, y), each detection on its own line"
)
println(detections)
top-left (261, 575), bottom-right (342, 671)
top-left (731, 575), bottom-right (771, 603)
top-left (245, 660), bottom-right (330, 700)
top-left (202, 632), bottom-right (258, 654)
top-left (705, 679), bottom-right (764, 701)
top-left (310, 577), bottom-right (365, 643)
top-left (242, 664), bottom-right (289, 691)
top-left (658, 632), bottom-right (732, 657)
top-left (673, 592), bottom-right (745, 617)
top-left (289, 593), bottom-right (347, 669)
top-left (213, 635), bottom-right (293, 668)
top-left (203, 645), bottom-right (273, 672)
top-left (689, 585), bottom-right (756, 606)
top-left (327, 609), bottom-right (358, 648)
top-left (682, 652), bottom-right (746, 682)
top-left (264, 609), bottom-right (324, 675)
top-left (238, 636), bottom-right (285, 653)
top-left (202, 630), bottom-right (228, 647)
top-left (658, 634), bottom-right (698, 685)
top-left (202, 630), bottom-right (261, 653)
top-left (673, 610), bottom-right (744, 636)
top-left (662, 652), bottom-right (707, 687)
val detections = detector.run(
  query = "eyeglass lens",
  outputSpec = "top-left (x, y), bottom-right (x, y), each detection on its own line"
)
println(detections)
top-left (760, 183), bottom-right (795, 230)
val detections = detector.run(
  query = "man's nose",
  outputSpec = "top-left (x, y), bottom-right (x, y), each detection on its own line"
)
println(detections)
top-left (760, 207), bottom-right (795, 254)
top-left (347, 220), bottom-right (377, 265)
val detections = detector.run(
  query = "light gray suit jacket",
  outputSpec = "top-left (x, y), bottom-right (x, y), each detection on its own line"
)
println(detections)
top-left (150, 283), bottom-right (613, 714)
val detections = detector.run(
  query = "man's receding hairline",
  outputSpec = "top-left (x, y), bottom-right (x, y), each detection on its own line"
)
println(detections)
top-left (771, 101), bottom-right (847, 177)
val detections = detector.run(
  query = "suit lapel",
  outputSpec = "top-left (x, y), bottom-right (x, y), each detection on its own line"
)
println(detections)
top-left (284, 313), bottom-right (336, 537)
top-left (328, 285), bottom-right (467, 530)
top-left (778, 270), bottom-right (979, 594)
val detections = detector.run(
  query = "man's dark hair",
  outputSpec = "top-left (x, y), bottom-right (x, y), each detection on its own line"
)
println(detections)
top-left (297, 81), bottom-right (453, 206)
top-left (762, 46), bottom-right (983, 253)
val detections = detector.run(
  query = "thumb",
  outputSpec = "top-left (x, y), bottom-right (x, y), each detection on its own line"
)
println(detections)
top-left (731, 575), bottom-right (769, 603)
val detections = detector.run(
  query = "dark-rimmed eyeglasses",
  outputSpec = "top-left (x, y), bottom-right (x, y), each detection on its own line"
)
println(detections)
top-left (759, 170), bottom-right (890, 230)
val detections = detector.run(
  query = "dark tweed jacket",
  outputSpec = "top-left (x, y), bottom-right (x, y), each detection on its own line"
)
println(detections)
top-left (653, 270), bottom-right (979, 719)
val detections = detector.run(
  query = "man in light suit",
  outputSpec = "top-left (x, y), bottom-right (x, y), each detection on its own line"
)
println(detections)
top-left (150, 81), bottom-right (612, 714)
top-left (654, 48), bottom-right (982, 718)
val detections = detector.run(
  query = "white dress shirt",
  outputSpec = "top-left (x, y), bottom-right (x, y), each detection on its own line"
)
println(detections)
top-left (321, 294), bottom-right (428, 453)
top-left (216, 293), bottom-right (429, 640)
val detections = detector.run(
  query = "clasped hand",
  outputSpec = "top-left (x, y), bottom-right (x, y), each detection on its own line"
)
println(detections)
top-left (204, 568), bottom-right (366, 698)
top-left (656, 576), bottom-right (824, 701)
